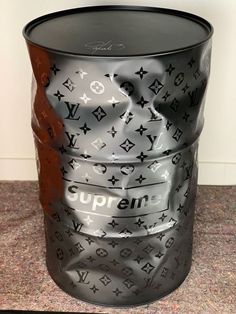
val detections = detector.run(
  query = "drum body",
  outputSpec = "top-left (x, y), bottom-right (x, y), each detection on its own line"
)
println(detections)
top-left (24, 5), bottom-right (213, 307)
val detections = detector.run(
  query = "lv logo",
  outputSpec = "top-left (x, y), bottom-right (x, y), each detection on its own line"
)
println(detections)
top-left (65, 102), bottom-right (80, 120)
top-left (65, 132), bottom-right (80, 149)
top-left (76, 270), bottom-right (90, 284)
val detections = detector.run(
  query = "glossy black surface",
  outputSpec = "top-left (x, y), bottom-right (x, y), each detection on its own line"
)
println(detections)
top-left (24, 5), bottom-right (212, 56)
top-left (23, 4), bottom-right (213, 307)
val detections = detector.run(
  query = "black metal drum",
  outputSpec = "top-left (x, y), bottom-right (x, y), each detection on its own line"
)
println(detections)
top-left (23, 5), bottom-right (213, 307)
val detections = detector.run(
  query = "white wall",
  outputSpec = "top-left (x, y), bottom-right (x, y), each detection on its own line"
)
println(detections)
top-left (0, 0), bottom-right (235, 184)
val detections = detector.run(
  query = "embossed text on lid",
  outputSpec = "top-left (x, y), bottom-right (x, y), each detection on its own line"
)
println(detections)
top-left (23, 5), bottom-right (213, 57)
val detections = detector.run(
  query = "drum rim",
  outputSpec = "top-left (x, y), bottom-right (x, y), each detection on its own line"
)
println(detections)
top-left (23, 5), bottom-right (214, 58)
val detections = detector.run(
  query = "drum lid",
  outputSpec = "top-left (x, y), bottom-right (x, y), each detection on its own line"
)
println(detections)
top-left (23, 5), bottom-right (213, 57)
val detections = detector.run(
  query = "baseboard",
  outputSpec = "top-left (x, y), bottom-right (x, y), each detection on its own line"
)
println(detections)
top-left (0, 158), bottom-right (235, 185)
top-left (198, 161), bottom-right (236, 185)
top-left (0, 158), bottom-right (38, 181)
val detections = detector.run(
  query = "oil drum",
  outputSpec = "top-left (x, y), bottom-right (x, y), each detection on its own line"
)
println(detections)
top-left (23, 5), bottom-right (213, 307)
